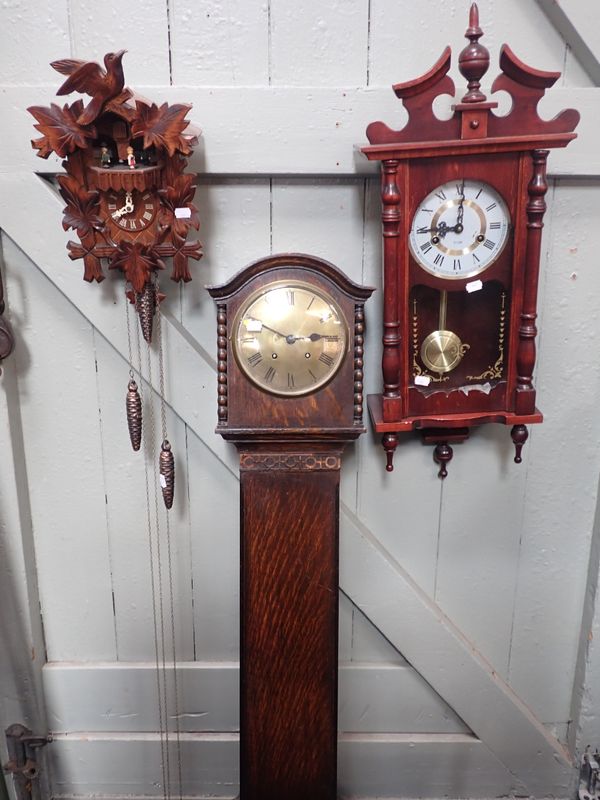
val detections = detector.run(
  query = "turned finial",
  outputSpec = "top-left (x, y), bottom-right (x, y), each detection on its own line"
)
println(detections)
top-left (458, 3), bottom-right (489, 103)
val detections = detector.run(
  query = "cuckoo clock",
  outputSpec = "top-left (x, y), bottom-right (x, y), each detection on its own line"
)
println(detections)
top-left (208, 254), bottom-right (374, 800)
top-left (28, 51), bottom-right (202, 344)
top-left (362, 4), bottom-right (579, 477)
top-left (28, 52), bottom-right (203, 508)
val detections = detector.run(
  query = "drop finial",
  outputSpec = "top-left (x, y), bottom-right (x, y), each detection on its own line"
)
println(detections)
top-left (458, 2), bottom-right (489, 103)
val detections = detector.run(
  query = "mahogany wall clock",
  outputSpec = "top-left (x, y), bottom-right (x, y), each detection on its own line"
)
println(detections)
top-left (362, 3), bottom-right (579, 477)
top-left (208, 254), bottom-right (374, 800)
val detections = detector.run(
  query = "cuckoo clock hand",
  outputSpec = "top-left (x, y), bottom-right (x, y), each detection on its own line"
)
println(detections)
top-left (111, 191), bottom-right (134, 220)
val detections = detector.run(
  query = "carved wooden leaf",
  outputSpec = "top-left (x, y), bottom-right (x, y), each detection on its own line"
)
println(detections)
top-left (28, 100), bottom-right (96, 158)
top-left (109, 242), bottom-right (165, 294)
top-left (158, 174), bottom-right (200, 238)
top-left (66, 240), bottom-right (105, 283)
top-left (171, 240), bottom-right (203, 283)
top-left (131, 101), bottom-right (193, 157)
top-left (57, 175), bottom-right (103, 237)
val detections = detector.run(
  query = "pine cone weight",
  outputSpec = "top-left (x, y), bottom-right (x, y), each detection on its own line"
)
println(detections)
top-left (126, 379), bottom-right (142, 451)
top-left (159, 439), bottom-right (175, 509)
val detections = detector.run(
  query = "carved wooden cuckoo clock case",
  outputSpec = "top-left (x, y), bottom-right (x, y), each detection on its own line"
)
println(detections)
top-left (28, 51), bottom-right (202, 344)
top-left (362, 3), bottom-right (579, 477)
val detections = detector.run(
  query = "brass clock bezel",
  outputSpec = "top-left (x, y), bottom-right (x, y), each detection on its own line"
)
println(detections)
top-left (231, 279), bottom-right (350, 398)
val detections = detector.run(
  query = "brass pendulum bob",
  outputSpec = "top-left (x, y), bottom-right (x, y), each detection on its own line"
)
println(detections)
top-left (136, 280), bottom-right (157, 344)
top-left (159, 439), bottom-right (175, 510)
top-left (126, 379), bottom-right (142, 451)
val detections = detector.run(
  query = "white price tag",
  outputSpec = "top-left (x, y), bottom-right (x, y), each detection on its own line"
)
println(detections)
top-left (245, 319), bottom-right (262, 332)
top-left (174, 207), bottom-right (192, 219)
top-left (159, 474), bottom-right (167, 489)
top-left (466, 280), bottom-right (483, 293)
top-left (415, 375), bottom-right (431, 387)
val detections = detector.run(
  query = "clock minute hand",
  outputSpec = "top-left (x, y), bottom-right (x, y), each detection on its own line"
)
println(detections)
top-left (250, 319), bottom-right (297, 343)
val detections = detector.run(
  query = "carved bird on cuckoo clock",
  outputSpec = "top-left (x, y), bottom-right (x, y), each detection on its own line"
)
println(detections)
top-left (50, 50), bottom-right (127, 125)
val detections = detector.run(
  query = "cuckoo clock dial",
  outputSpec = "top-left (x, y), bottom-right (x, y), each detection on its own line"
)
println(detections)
top-left (105, 189), bottom-right (159, 235)
top-left (362, 3), bottom-right (579, 477)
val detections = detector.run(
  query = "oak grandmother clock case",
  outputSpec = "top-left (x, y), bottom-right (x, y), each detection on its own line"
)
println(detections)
top-left (208, 254), bottom-right (374, 800)
top-left (362, 3), bottom-right (579, 477)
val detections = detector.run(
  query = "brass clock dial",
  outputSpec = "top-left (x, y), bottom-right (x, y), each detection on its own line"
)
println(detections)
top-left (106, 189), bottom-right (158, 233)
top-left (232, 280), bottom-right (349, 396)
top-left (409, 179), bottom-right (510, 279)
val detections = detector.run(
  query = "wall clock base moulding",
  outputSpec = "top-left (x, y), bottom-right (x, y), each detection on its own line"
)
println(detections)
top-left (368, 393), bottom-right (542, 477)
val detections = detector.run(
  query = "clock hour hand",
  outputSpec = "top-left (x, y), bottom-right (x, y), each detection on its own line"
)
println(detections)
top-left (111, 191), bottom-right (134, 219)
top-left (417, 220), bottom-right (453, 238)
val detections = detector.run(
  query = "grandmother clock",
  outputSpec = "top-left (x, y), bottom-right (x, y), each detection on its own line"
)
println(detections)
top-left (208, 254), bottom-right (373, 800)
top-left (362, 3), bottom-right (579, 477)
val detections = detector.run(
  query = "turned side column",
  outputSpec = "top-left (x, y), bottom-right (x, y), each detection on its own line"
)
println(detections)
top-left (380, 159), bottom-right (403, 422)
top-left (515, 149), bottom-right (548, 415)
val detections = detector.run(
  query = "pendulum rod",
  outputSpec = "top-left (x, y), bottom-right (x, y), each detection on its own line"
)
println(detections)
top-left (133, 308), bottom-right (170, 800)
top-left (156, 295), bottom-right (184, 800)
top-left (439, 289), bottom-right (447, 330)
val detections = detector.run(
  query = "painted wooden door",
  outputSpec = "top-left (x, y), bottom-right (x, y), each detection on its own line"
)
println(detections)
top-left (1, 1), bottom-right (600, 798)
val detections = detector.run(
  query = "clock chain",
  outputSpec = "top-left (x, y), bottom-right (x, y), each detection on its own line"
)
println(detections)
top-left (125, 289), bottom-right (142, 451)
top-left (125, 293), bottom-right (183, 800)
top-left (155, 289), bottom-right (184, 799)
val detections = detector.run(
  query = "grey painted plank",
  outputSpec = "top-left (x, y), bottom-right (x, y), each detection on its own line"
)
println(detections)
top-left (435, 425), bottom-right (528, 679)
top-left (0, 1), bottom-right (69, 84)
top-left (170, 0), bottom-right (269, 86)
top-left (368, 0), bottom-right (573, 90)
top-left (338, 734), bottom-right (519, 798)
top-left (339, 505), bottom-right (575, 796)
top-left (2, 234), bottom-right (117, 661)
top-left (537, 0), bottom-right (600, 85)
top-left (186, 429), bottom-right (240, 661)
top-left (42, 662), bottom-right (467, 735)
top-left (0, 349), bottom-right (49, 800)
top-left (48, 733), bottom-right (514, 799)
top-left (3, 87), bottom-right (597, 176)
top-left (270, 0), bottom-right (369, 86)
top-left (93, 334), bottom-right (196, 661)
top-left (508, 182), bottom-right (600, 724)
top-left (67, 0), bottom-right (171, 85)
top-left (48, 733), bottom-right (238, 799)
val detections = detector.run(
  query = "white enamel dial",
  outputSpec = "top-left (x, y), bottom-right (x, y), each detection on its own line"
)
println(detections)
top-left (409, 180), bottom-right (510, 279)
